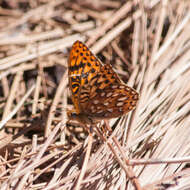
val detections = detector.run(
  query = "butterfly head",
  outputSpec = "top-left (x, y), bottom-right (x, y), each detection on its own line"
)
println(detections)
top-left (67, 109), bottom-right (94, 125)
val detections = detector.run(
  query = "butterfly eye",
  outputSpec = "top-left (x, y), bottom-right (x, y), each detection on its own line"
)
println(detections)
top-left (70, 112), bottom-right (78, 118)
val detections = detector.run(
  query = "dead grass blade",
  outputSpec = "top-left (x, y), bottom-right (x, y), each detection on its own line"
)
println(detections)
top-left (0, 1), bottom-right (190, 189)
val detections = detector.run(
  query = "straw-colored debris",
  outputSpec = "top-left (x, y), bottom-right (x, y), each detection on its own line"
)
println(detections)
top-left (0, 1), bottom-right (190, 189)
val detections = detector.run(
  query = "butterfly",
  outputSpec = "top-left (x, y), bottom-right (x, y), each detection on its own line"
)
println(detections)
top-left (67, 41), bottom-right (139, 124)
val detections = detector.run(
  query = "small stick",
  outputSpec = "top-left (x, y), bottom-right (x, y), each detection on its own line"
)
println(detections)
top-left (75, 133), bottom-right (93, 190)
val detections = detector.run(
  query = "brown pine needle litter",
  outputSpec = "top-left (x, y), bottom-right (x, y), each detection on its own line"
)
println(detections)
top-left (0, 1), bottom-right (190, 189)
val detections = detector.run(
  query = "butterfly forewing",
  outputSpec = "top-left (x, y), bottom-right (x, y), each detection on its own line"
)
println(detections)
top-left (68, 41), bottom-right (101, 113)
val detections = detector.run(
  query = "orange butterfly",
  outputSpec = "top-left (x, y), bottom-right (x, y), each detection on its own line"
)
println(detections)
top-left (67, 41), bottom-right (139, 124)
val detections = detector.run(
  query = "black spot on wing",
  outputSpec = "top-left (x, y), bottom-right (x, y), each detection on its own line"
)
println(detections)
top-left (72, 83), bottom-right (80, 94)
top-left (71, 76), bottom-right (80, 82)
